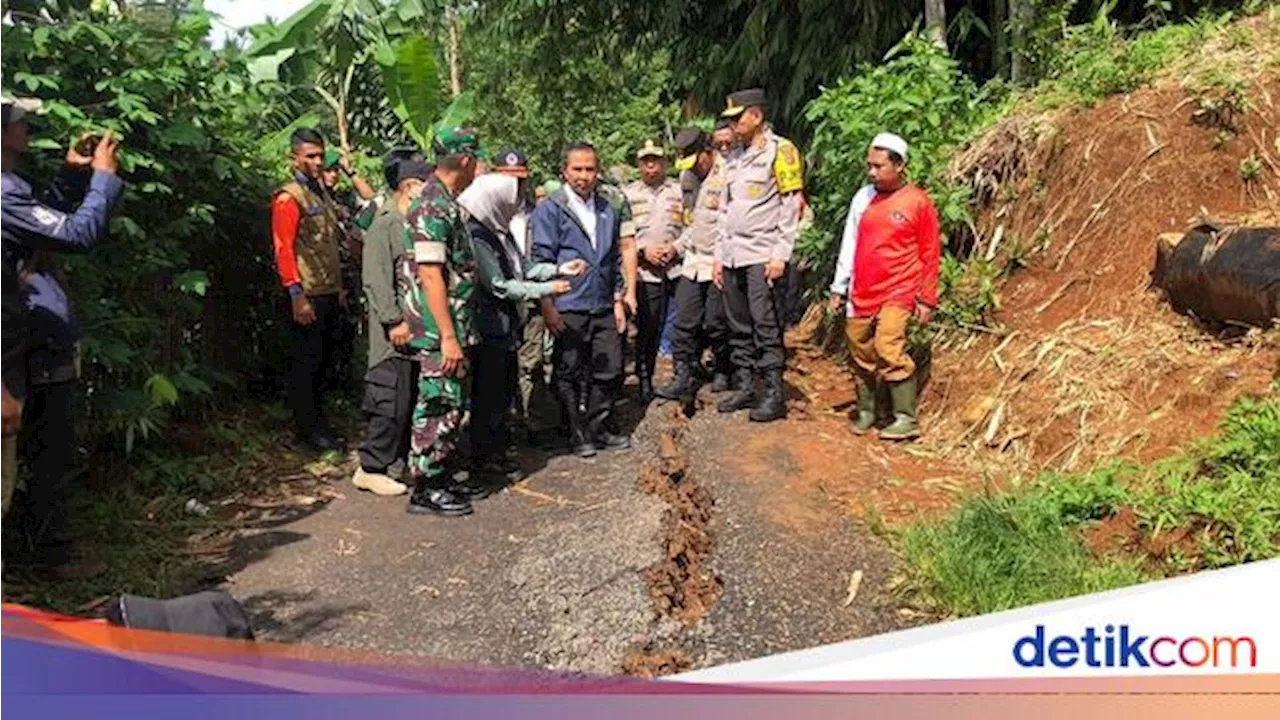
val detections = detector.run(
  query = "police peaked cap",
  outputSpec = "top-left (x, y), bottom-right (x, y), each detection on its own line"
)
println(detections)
top-left (722, 88), bottom-right (767, 118)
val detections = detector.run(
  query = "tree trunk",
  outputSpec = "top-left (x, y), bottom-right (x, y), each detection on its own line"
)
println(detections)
top-left (1010, 0), bottom-right (1027, 84)
top-left (925, 0), bottom-right (948, 51)
top-left (447, 5), bottom-right (462, 97)
top-left (993, 0), bottom-right (1009, 79)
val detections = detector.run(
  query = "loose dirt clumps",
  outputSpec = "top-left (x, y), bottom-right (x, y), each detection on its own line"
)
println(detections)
top-left (1082, 505), bottom-right (1207, 570)
top-left (637, 408), bottom-right (723, 625)
top-left (620, 645), bottom-right (693, 678)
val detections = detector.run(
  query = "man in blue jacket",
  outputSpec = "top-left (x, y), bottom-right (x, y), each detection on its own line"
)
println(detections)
top-left (531, 141), bottom-right (632, 458)
top-left (2, 95), bottom-right (123, 565)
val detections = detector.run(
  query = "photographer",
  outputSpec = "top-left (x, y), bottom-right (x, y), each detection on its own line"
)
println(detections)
top-left (1, 95), bottom-right (123, 571)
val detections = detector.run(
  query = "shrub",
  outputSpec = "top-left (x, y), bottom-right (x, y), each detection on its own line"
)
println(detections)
top-left (2, 6), bottom-right (291, 450)
top-left (902, 390), bottom-right (1280, 616)
top-left (800, 33), bottom-right (1005, 327)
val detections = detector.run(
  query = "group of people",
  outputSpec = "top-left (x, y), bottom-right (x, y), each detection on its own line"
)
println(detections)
top-left (271, 87), bottom-right (941, 519)
top-left (1, 84), bottom-right (941, 541)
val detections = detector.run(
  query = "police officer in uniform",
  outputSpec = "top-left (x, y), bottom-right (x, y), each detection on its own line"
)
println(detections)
top-left (657, 127), bottom-right (731, 399)
top-left (713, 88), bottom-right (805, 423)
top-left (622, 140), bottom-right (683, 404)
top-left (2, 95), bottom-right (123, 562)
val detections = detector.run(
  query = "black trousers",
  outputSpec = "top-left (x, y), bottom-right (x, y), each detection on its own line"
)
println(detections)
top-left (288, 293), bottom-right (341, 434)
top-left (470, 343), bottom-right (518, 462)
top-left (553, 310), bottom-right (623, 424)
top-left (20, 380), bottom-right (76, 545)
top-left (357, 356), bottom-right (418, 474)
top-left (634, 278), bottom-right (674, 381)
top-left (722, 264), bottom-right (788, 373)
top-left (671, 277), bottom-right (730, 369)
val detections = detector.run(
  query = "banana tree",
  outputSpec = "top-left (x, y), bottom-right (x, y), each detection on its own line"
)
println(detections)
top-left (245, 0), bottom-right (471, 155)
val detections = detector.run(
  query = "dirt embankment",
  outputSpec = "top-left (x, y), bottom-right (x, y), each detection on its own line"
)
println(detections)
top-left (929, 76), bottom-right (1278, 483)
top-left (783, 16), bottom-right (1278, 525)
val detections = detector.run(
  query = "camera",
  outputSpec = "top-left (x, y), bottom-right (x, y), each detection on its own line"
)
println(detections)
top-left (75, 134), bottom-right (102, 157)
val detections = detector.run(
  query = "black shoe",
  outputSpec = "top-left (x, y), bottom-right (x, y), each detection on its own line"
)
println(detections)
top-left (475, 456), bottom-right (526, 484)
top-left (593, 430), bottom-right (632, 451)
top-left (655, 363), bottom-right (695, 400)
top-left (638, 376), bottom-right (654, 405)
top-left (717, 370), bottom-right (757, 413)
top-left (572, 435), bottom-right (598, 458)
top-left (407, 485), bottom-right (473, 516)
top-left (707, 372), bottom-right (732, 393)
top-left (749, 370), bottom-right (787, 423)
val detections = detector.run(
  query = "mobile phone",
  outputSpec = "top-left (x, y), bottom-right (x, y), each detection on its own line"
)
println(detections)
top-left (75, 134), bottom-right (102, 157)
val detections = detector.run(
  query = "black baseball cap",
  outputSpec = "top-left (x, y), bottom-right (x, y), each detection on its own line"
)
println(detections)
top-left (392, 159), bottom-right (432, 189)
top-left (382, 147), bottom-right (428, 188)
top-left (493, 147), bottom-right (531, 177)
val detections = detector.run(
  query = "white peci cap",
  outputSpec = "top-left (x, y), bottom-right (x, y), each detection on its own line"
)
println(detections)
top-left (870, 132), bottom-right (909, 161)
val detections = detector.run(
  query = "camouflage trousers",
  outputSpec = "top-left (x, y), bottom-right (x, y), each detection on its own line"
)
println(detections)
top-left (409, 352), bottom-right (469, 482)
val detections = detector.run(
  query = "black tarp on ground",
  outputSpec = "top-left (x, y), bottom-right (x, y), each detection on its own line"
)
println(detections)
top-left (1153, 225), bottom-right (1280, 327)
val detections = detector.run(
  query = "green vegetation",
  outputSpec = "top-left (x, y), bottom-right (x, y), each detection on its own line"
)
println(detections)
top-left (900, 390), bottom-right (1280, 617)
top-left (2, 6), bottom-right (291, 451)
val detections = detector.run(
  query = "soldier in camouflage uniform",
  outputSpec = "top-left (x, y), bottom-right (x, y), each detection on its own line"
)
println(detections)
top-left (401, 127), bottom-right (486, 517)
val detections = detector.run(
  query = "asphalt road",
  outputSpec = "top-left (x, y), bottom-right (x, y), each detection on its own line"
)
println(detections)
top-left (224, 389), bottom-right (907, 674)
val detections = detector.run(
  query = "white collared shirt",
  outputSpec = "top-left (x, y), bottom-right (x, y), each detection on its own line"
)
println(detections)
top-left (563, 187), bottom-right (598, 250)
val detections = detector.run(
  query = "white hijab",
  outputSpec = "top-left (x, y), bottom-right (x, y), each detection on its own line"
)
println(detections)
top-left (458, 173), bottom-right (521, 237)
top-left (458, 173), bottom-right (527, 277)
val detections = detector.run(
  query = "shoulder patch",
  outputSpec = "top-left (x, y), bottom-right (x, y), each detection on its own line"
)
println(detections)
top-left (32, 206), bottom-right (63, 228)
top-left (773, 138), bottom-right (804, 194)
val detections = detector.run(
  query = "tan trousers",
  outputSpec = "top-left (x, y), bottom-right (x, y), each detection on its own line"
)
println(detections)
top-left (2, 435), bottom-right (16, 518)
top-left (846, 305), bottom-right (915, 382)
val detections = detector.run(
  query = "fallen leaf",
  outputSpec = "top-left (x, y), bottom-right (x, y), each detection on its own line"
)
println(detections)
top-left (842, 570), bottom-right (864, 608)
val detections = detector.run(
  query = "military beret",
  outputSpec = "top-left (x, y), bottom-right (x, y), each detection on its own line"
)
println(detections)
top-left (433, 126), bottom-right (488, 160)
top-left (722, 88), bottom-right (767, 118)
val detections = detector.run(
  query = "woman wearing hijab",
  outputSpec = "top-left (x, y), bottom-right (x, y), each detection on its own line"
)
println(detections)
top-left (458, 173), bottom-right (585, 487)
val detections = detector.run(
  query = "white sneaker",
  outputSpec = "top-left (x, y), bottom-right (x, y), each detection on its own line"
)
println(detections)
top-left (352, 467), bottom-right (408, 496)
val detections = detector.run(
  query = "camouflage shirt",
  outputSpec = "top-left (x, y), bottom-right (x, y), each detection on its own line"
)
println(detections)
top-left (402, 174), bottom-right (477, 351)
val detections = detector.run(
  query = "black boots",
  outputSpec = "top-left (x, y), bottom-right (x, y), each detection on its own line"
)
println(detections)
top-left (588, 382), bottom-right (631, 451)
top-left (708, 350), bottom-right (734, 393)
top-left (559, 384), bottom-right (597, 458)
top-left (638, 374), bottom-right (655, 405)
top-left (717, 369), bottom-right (756, 413)
top-left (655, 362), bottom-right (696, 400)
top-left (748, 370), bottom-right (787, 423)
top-left (707, 371), bottom-right (733, 393)
top-left (407, 478), bottom-right (473, 517)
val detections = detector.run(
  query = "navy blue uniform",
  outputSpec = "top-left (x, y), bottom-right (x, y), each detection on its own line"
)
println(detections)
top-left (2, 167), bottom-right (123, 548)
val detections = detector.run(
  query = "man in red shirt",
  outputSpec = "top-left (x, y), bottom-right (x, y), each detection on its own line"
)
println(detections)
top-left (271, 128), bottom-right (346, 451)
top-left (828, 133), bottom-right (940, 440)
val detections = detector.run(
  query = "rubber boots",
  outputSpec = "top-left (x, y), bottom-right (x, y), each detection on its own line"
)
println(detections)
top-left (748, 370), bottom-right (787, 422)
top-left (716, 369), bottom-right (757, 413)
top-left (880, 377), bottom-right (921, 441)
top-left (559, 384), bottom-right (596, 457)
top-left (852, 372), bottom-right (877, 435)
top-left (655, 362), bottom-right (695, 400)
